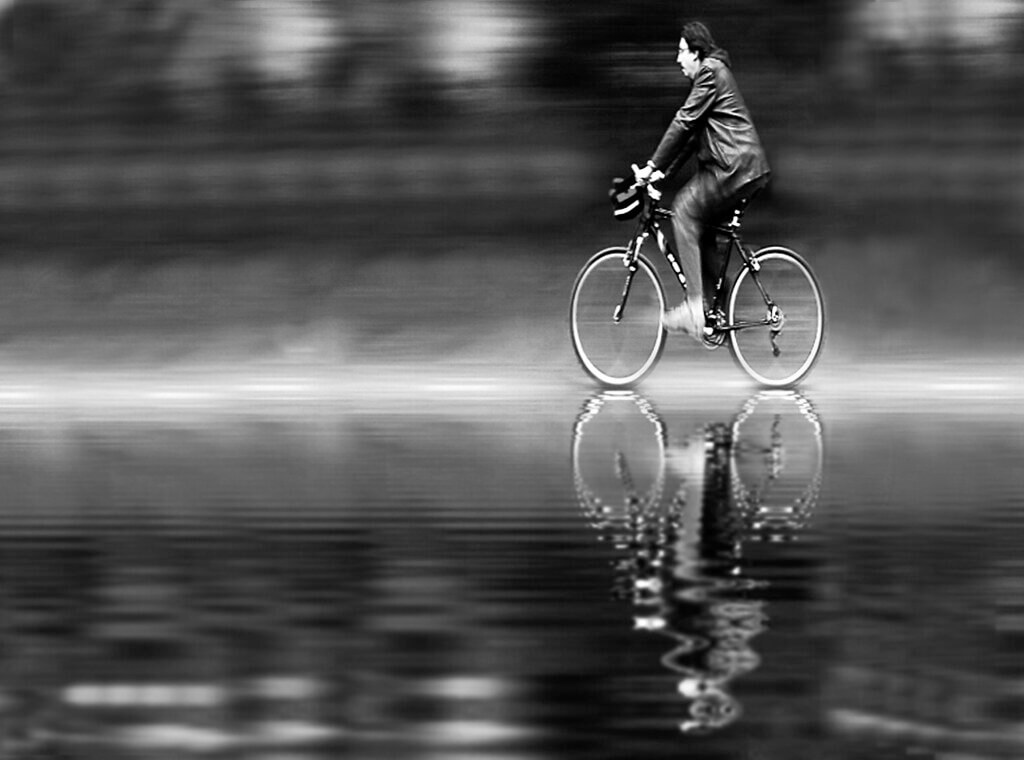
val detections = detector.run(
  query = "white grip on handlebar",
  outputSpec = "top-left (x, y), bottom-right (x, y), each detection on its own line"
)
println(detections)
top-left (631, 163), bottom-right (664, 200)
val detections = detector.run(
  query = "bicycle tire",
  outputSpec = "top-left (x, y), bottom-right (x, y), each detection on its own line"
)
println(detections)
top-left (570, 248), bottom-right (666, 388)
top-left (727, 247), bottom-right (824, 388)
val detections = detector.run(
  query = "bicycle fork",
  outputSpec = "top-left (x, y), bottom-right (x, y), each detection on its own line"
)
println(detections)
top-left (613, 237), bottom-right (649, 323)
top-left (615, 226), bottom-right (685, 324)
top-left (612, 263), bottom-right (637, 323)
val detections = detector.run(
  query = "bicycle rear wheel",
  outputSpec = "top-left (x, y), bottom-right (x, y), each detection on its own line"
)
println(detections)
top-left (570, 248), bottom-right (666, 388)
top-left (727, 247), bottom-right (824, 388)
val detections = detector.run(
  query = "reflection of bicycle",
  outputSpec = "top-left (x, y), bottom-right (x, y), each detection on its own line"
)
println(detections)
top-left (570, 168), bottom-right (825, 388)
top-left (572, 391), bottom-right (824, 545)
top-left (571, 390), bottom-right (824, 733)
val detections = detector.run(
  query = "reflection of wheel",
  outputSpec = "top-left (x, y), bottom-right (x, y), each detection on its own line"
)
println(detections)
top-left (570, 248), bottom-right (666, 388)
top-left (572, 392), bottom-right (666, 533)
top-left (729, 392), bottom-right (823, 539)
top-left (681, 687), bottom-right (741, 733)
top-left (728, 248), bottom-right (824, 388)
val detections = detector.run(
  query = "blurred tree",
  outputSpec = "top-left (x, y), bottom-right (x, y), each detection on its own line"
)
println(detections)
top-left (163, 1), bottom-right (338, 122)
top-left (0, 0), bottom-right (194, 118)
top-left (0, 0), bottom-right (343, 122)
top-left (523, 1), bottom-right (845, 101)
top-left (6, 0), bottom-right (1016, 132)
top-left (835, 0), bottom-right (1024, 93)
top-left (0, 0), bottom-right (81, 90)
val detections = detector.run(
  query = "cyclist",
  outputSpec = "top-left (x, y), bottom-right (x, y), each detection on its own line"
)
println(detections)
top-left (635, 21), bottom-right (771, 342)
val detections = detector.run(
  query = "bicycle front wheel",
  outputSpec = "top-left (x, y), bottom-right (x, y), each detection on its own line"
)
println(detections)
top-left (727, 247), bottom-right (824, 388)
top-left (570, 248), bottom-right (666, 388)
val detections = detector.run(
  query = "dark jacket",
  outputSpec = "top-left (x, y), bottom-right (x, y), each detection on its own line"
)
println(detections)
top-left (650, 49), bottom-right (769, 194)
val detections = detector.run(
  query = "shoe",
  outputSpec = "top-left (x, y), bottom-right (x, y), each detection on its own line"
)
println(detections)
top-left (661, 300), bottom-right (706, 342)
top-left (702, 309), bottom-right (726, 350)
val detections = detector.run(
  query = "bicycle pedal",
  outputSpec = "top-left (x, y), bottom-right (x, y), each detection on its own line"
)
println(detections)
top-left (702, 330), bottom-right (726, 351)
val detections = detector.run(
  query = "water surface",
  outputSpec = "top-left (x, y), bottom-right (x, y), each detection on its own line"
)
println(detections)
top-left (0, 380), bottom-right (1021, 759)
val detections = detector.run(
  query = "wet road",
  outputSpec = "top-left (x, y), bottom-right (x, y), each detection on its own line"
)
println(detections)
top-left (0, 355), bottom-right (1021, 759)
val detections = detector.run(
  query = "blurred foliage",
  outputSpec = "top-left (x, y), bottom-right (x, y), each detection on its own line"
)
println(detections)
top-left (0, 0), bottom-right (1018, 133)
top-left (528, 0), bottom-right (841, 90)
top-left (0, 1), bottom-right (187, 101)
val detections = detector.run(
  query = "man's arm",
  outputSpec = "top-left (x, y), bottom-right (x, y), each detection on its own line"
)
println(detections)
top-left (649, 65), bottom-right (717, 171)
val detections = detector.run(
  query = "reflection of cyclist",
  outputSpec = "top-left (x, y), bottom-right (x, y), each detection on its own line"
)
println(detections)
top-left (662, 421), bottom-right (764, 733)
top-left (573, 391), bottom-right (822, 734)
top-left (634, 21), bottom-right (771, 342)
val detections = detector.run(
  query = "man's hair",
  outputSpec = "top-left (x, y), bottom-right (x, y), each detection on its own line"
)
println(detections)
top-left (680, 21), bottom-right (716, 60)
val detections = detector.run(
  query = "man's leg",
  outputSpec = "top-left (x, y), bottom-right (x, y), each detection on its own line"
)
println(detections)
top-left (663, 175), bottom-right (715, 339)
top-left (701, 176), bottom-right (769, 307)
top-left (700, 223), bottom-right (723, 309)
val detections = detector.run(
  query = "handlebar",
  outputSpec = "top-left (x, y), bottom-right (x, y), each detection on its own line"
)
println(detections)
top-left (630, 163), bottom-right (664, 202)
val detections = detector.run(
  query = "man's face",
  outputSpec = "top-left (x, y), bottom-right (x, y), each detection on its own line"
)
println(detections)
top-left (677, 38), bottom-right (700, 79)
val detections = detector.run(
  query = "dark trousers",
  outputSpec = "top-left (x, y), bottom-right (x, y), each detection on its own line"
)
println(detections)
top-left (670, 172), bottom-right (769, 310)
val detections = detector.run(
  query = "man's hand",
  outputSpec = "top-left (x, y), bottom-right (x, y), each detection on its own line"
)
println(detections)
top-left (632, 161), bottom-right (665, 185)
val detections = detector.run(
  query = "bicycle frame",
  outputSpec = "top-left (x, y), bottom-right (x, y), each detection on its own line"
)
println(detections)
top-left (617, 196), bottom-right (778, 337)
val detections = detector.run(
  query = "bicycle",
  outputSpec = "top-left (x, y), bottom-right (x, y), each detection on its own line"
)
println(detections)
top-left (570, 167), bottom-right (825, 388)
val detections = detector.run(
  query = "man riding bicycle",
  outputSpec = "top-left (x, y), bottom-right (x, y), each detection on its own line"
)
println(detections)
top-left (635, 21), bottom-right (771, 342)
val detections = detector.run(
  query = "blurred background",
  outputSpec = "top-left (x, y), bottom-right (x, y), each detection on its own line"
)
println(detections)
top-left (0, 0), bottom-right (1020, 372)
top-left (0, 6), bottom-right (1021, 756)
